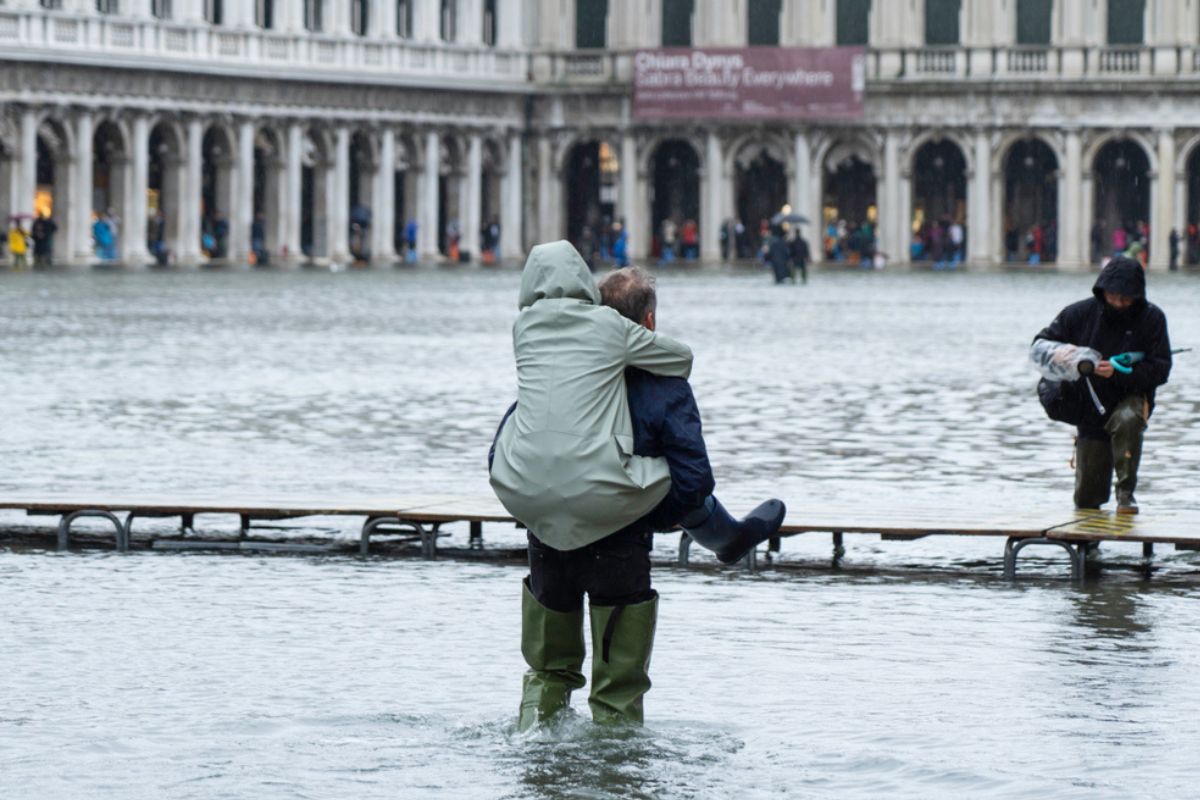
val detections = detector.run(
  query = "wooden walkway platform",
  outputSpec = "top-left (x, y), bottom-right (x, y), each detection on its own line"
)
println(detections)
top-left (2, 495), bottom-right (1198, 580)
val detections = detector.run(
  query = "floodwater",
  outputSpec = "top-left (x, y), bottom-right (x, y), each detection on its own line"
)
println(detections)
top-left (2, 265), bottom-right (1200, 798)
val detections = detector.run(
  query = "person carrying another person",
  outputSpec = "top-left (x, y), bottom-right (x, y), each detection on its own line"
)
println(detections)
top-left (489, 242), bottom-right (786, 731)
top-left (1032, 256), bottom-right (1172, 514)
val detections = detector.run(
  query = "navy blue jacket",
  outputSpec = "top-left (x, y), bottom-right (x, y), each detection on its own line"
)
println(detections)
top-left (621, 367), bottom-right (715, 533)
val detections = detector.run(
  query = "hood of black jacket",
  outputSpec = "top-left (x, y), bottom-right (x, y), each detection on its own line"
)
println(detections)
top-left (1092, 256), bottom-right (1147, 307)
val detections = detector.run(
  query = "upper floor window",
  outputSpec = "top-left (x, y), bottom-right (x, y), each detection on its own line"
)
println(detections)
top-left (351, 0), bottom-right (369, 35)
top-left (256, 0), bottom-right (275, 29)
top-left (397, 0), bottom-right (413, 37)
top-left (441, 0), bottom-right (457, 41)
top-left (924, 0), bottom-right (961, 46)
top-left (661, 0), bottom-right (694, 47)
top-left (748, 0), bottom-right (780, 46)
top-left (483, 0), bottom-right (497, 46)
top-left (96, 0), bottom-right (119, 12)
top-left (1107, 0), bottom-right (1145, 45)
top-left (304, 0), bottom-right (324, 32)
top-left (1016, 0), bottom-right (1052, 45)
top-left (40, 0), bottom-right (65, 9)
top-left (205, 0), bottom-right (223, 25)
top-left (837, 0), bottom-right (870, 46)
top-left (152, 0), bottom-right (172, 19)
top-left (576, 0), bottom-right (607, 48)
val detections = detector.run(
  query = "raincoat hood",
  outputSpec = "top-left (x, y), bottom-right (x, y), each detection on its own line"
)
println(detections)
top-left (1093, 256), bottom-right (1147, 306)
top-left (518, 240), bottom-right (599, 310)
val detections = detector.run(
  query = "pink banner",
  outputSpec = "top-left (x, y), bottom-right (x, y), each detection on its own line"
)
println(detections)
top-left (633, 47), bottom-right (865, 121)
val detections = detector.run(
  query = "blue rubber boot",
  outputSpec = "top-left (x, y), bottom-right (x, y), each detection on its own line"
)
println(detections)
top-left (681, 496), bottom-right (786, 564)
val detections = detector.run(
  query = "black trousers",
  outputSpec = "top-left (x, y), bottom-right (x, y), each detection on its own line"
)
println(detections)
top-left (527, 528), bottom-right (654, 613)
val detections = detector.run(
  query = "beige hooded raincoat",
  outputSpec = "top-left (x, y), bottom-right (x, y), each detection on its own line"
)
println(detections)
top-left (489, 241), bottom-right (694, 551)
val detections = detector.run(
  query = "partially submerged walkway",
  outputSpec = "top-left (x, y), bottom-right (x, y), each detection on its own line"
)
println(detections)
top-left (2, 495), bottom-right (1197, 581)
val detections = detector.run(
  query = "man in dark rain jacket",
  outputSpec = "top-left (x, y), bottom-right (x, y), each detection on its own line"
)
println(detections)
top-left (1033, 256), bottom-right (1172, 513)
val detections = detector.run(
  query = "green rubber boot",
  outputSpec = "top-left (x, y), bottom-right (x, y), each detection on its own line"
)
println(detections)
top-left (518, 579), bottom-right (586, 732)
top-left (1106, 395), bottom-right (1146, 514)
top-left (587, 593), bottom-right (658, 726)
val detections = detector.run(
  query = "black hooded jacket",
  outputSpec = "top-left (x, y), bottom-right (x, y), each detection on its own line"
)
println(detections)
top-left (1034, 257), bottom-right (1172, 439)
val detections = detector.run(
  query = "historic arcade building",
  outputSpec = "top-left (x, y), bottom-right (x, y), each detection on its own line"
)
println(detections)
top-left (4, 0), bottom-right (1200, 269)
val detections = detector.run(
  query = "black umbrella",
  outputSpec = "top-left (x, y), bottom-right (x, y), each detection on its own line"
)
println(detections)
top-left (770, 212), bottom-right (809, 226)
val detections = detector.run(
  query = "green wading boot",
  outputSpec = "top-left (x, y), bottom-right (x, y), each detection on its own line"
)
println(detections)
top-left (588, 594), bottom-right (658, 726)
top-left (1074, 437), bottom-right (1113, 510)
top-left (518, 580), bottom-right (586, 732)
top-left (1108, 398), bottom-right (1146, 515)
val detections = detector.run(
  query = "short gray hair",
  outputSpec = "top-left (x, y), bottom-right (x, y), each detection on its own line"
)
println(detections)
top-left (598, 267), bottom-right (657, 323)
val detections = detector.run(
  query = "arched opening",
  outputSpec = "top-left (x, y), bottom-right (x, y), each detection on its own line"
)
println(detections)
top-left (438, 136), bottom-right (465, 258)
top-left (252, 128), bottom-right (284, 266)
top-left (822, 149), bottom-right (877, 263)
top-left (1093, 139), bottom-right (1150, 263)
top-left (911, 139), bottom-right (967, 264)
top-left (1003, 139), bottom-right (1058, 264)
top-left (348, 132), bottom-right (375, 263)
top-left (0, 139), bottom-right (13, 246)
top-left (201, 126), bottom-right (235, 259)
top-left (148, 122), bottom-right (184, 266)
top-left (394, 135), bottom-right (419, 259)
top-left (734, 145), bottom-right (788, 257)
top-left (93, 120), bottom-right (127, 262)
top-left (1184, 145), bottom-right (1200, 265)
top-left (650, 139), bottom-right (700, 260)
top-left (480, 140), bottom-right (504, 260)
top-left (33, 118), bottom-right (72, 264)
top-left (564, 141), bottom-right (602, 254)
top-left (300, 128), bottom-right (332, 259)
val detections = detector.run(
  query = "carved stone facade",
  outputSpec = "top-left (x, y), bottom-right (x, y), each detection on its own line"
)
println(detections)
top-left (5, 1), bottom-right (1200, 269)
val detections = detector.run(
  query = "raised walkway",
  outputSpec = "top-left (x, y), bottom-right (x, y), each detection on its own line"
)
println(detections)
top-left (3, 495), bottom-right (1198, 581)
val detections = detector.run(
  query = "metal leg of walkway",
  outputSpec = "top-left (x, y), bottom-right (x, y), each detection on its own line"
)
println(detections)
top-left (832, 532), bottom-right (845, 569)
top-left (57, 510), bottom-right (128, 552)
top-left (360, 517), bottom-right (438, 559)
top-left (469, 520), bottom-right (483, 550)
top-left (1003, 536), bottom-right (1084, 582)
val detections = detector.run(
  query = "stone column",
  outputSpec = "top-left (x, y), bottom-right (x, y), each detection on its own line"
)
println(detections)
top-left (463, 133), bottom-right (483, 259)
top-left (376, 0), bottom-right (397, 37)
top-left (497, 0), bottom-right (523, 47)
top-left (374, 128), bottom-right (397, 262)
top-left (72, 112), bottom-right (94, 263)
top-left (792, 129), bottom-right (815, 261)
top-left (180, 117), bottom-right (204, 263)
top-left (458, 0), bottom-right (483, 44)
top-left (123, 113), bottom-right (152, 266)
top-left (618, 132), bottom-right (637, 254)
top-left (330, 126), bottom-right (351, 262)
top-left (968, 129), bottom-right (992, 264)
top-left (284, 122), bottom-right (303, 263)
top-left (882, 129), bottom-right (901, 263)
top-left (536, 134), bottom-right (555, 244)
top-left (1151, 129), bottom-right (1175, 270)
top-left (1059, 129), bottom-right (1083, 267)
top-left (1059, 0), bottom-right (1086, 77)
top-left (421, 129), bottom-right (440, 257)
top-left (501, 131), bottom-right (523, 259)
top-left (16, 108), bottom-right (37, 223)
top-left (222, 119), bottom-right (253, 265)
top-left (414, 0), bottom-right (441, 41)
top-left (701, 130), bottom-right (722, 261)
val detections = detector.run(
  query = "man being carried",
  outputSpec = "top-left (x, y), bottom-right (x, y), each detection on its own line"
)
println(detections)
top-left (1033, 256), bottom-right (1172, 514)
top-left (489, 243), bottom-right (785, 732)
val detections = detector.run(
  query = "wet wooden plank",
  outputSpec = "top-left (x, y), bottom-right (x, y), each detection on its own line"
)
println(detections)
top-left (1042, 510), bottom-right (1200, 545)
top-left (4, 496), bottom-right (1199, 547)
